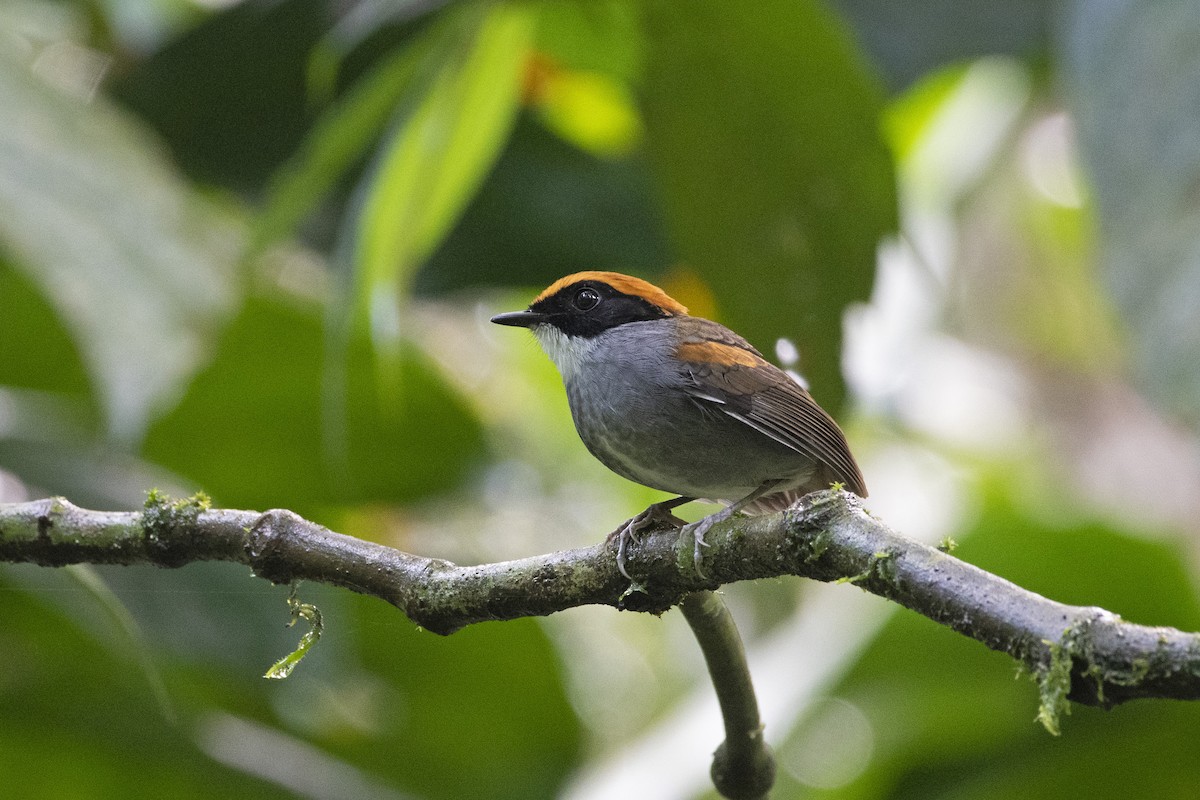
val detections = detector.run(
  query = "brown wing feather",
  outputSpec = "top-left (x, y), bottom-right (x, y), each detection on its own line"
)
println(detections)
top-left (673, 317), bottom-right (867, 497)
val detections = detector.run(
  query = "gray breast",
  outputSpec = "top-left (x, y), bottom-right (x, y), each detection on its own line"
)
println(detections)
top-left (561, 323), bottom-right (815, 500)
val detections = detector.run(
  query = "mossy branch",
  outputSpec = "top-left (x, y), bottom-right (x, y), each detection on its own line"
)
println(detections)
top-left (3, 490), bottom-right (1200, 717)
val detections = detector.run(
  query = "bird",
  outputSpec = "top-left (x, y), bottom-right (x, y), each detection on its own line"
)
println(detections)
top-left (491, 271), bottom-right (866, 578)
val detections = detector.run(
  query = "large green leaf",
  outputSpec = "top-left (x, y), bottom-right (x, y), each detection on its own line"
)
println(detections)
top-left (110, 0), bottom-right (331, 192)
top-left (0, 261), bottom-right (156, 507)
top-left (0, 259), bottom-right (94, 407)
top-left (0, 565), bottom-right (294, 799)
top-left (640, 0), bottom-right (896, 411)
top-left (533, 0), bottom-right (645, 83)
top-left (141, 292), bottom-right (484, 515)
top-left (317, 596), bottom-right (582, 800)
top-left (0, 561), bottom-right (580, 800)
top-left (353, 0), bottom-right (535, 322)
top-left (1062, 0), bottom-right (1200, 430)
top-left (0, 49), bottom-right (240, 443)
top-left (1, 553), bottom-right (577, 799)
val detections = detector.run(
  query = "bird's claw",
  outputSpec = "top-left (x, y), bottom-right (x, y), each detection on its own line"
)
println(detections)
top-left (684, 507), bottom-right (735, 579)
top-left (682, 519), bottom-right (713, 579)
top-left (609, 501), bottom-right (688, 580)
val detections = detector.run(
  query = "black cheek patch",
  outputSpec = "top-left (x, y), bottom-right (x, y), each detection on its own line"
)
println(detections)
top-left (530, 283), bottom-right (672, 338)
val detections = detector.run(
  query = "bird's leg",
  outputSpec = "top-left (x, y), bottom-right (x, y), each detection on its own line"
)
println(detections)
top-left (608, 496), bottom-right (693, 579)
top-left (685, 481), bottom-right (783, 578)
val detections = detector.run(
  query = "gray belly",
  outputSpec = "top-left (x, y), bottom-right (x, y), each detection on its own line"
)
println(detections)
top-left (565, 375), bottom-right (815, 501)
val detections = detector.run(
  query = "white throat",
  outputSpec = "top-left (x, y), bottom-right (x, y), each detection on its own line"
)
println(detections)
top-left (531, 325), bottom-right (597, 381)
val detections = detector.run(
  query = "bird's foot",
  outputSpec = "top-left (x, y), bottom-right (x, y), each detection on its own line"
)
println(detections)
top-left (608, 500), bottom-right (690, 580)
top-left (682, 506), bottom-right (735, 579)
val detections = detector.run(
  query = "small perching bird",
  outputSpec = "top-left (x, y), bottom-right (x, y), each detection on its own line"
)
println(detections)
top-left (492, 271), bottom-right (866, 577)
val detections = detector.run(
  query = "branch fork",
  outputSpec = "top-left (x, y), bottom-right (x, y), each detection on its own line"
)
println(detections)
top-left (5, 490), bottom-right (1200, 798)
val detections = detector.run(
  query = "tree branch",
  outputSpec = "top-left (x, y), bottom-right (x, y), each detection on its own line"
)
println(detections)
top-left (3, 490), bottom-right (1200, 713)
top-left (679, 591), bottom-right (775, 800)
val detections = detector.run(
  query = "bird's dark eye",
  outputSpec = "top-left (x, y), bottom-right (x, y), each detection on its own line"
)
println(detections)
top-left (573, 287), bottom-right (601, 311)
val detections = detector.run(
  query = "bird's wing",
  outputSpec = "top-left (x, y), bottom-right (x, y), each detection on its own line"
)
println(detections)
top-left (673, 317), bottom-right (867, 496)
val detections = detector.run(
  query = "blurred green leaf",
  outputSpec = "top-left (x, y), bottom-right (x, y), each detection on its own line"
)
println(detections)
top-left (141, 292), bottom-right (484, 515)
top-left (0, 50), bottom-right (241, 443)
top-left (1063, 0), bottom-right (1200, 431)
top-left (0, 567), bottom-right (292, 799)
top-left (110, 0), bottom-right (331, 192)
top-left (64, 563), bottom-right (171, 708)
top-left (328, 595), bottom-right (582, 800)
top-left (0, 258), bottom-right (94, 406)
top-left (0, 260), bottom-right (166, 506)
top-left (305, 0), bottom-right (442, 100)
top-left (889, 705), bottom-right (1200, 800)
top-left (534, 0), bottom-right (645, 83)
top-left (418, 113), bottom-right (670, 294)
top-left (640, 0), bottom-right (896, 411)
top-left (256, 22), bottom-right (438, 251)
top-left (4, 555), bottom-right (579, 798)
top-left (353, 0), bottom-right (534, 322)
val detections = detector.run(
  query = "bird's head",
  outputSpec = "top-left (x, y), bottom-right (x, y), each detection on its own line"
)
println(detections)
top-left (491, 271), bottom-right (688, 339)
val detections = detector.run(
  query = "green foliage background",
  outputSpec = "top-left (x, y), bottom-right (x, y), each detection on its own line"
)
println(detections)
top-left (2, 1), bottom-right (1200, 798)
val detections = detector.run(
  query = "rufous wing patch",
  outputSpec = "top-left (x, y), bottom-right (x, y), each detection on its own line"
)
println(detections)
top-left (534, 271), bottom-right (688, 315)
top-left (676, 340), bottom-right (762, 368)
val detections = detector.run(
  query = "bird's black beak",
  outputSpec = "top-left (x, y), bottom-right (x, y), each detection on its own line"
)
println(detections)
top-left (490, 310), bottom-right (546, 328)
